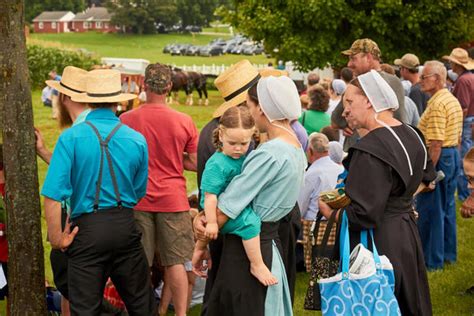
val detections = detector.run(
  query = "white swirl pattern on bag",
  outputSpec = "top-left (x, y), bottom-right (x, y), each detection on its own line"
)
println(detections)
top-left (320, 274), bottom-right (401, 316)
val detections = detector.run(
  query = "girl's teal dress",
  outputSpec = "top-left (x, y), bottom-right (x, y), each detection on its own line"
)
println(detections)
top-left (200, 151), bottom-right (261, 240)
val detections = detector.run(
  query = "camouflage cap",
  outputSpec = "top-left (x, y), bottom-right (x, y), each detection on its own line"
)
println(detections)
top-left (342, 38), bottom-right (381, 59)
top-left (145, 63), bottom-right (172, 95)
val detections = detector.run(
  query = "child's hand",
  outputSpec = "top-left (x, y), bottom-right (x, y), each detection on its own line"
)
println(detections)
top-left (205, 223), bottom-right (219, 240)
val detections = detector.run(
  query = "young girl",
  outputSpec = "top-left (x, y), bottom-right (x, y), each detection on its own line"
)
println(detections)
top-left (196, 106), bottom-right (277, 286)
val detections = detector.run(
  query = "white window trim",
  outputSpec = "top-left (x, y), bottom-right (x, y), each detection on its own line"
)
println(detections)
top-left (38, 22), bottom-right (44, 29)
top-left (95, 21), bottom-right (102, 29)
top-left (51, 22), bottom-right (56, 29)
top-left (104, 23), bottom-right (109, 29)
top-left (83, 21), bottom-right (89, 29)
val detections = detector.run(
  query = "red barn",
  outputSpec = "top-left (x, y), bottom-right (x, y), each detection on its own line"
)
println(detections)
top-left (32, 11), bottom-right (75, 33)
top-left (72, 7), bottom-right (118, 33)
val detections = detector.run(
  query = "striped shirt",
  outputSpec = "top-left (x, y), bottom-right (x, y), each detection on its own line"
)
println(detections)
top-left (418, 88), bottom-right (463, 147)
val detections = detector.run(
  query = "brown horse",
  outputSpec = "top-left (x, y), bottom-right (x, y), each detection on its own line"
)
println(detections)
top-left (167, 67), bottom-right (209, 105)
top-left (187, 71), bottom-right (209, 105)
top-left (167, 67), bottom-right (190, 104)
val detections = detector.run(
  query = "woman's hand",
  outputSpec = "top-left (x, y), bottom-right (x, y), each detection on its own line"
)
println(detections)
top-left (318, 200), bottom-right (333, 218)
top-left (192, 245), bottom-right (212, 278)
top-left (193, 212), bottom-right (208, 241)
top-left (205, 223), bottom-right (219, 240)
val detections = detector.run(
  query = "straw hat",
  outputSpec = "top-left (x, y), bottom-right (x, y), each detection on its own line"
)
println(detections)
top-left (213, 60), bottom-right (260, 118)
top-left (72, 69), bottom-right (137, 103)
top-left (45, 66), bottom-right (88, 97)
top-left (259, 68), bottom-right (289, 77)
top-left (443, 48), bottom-right (474, 70)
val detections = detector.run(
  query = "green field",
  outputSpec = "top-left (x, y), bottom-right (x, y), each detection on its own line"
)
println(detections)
top-left (29, 32), bottom-right (271, 66)
top-left (0, 87), bottom-right (468, 315)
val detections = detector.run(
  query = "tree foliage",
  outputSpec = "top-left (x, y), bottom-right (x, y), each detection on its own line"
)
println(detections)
top-left (107, 0), bottom-right (233, 34)
top-left (27, 45), bottom-right (99, 88)
top-left (177, 0), bottom-right (232, 26)
top-left (25, 0), bottom-right (86, 22)
top-left (107, 0), bottom-right (185, 34)
top-left (221, 0), bottom-right (474, 70)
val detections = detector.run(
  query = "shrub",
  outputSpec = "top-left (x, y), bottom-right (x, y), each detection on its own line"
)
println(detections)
top-left (27, 45), bottom-right (99, 88)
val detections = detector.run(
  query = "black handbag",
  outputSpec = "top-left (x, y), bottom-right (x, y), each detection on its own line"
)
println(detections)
top-left (304, 210), bottom-right (340, 310)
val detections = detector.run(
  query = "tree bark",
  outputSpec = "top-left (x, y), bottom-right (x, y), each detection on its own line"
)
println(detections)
top-left (0, 1), bottom-right (47, 314)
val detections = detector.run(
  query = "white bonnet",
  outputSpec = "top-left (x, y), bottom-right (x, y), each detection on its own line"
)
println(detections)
top-left (257, 76), bottom-right (301, 122)
top-left (358, 70), bottom-right (399, 113)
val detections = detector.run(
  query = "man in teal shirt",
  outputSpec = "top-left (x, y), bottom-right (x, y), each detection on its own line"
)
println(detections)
top-left (42, 69), bottom-right (155, 315)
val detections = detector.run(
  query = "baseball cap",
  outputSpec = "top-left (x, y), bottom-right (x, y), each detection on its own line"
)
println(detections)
top-left (394, 53), bottom-right (420, 70)
top-left (341, 38), bottom-right (381, 59)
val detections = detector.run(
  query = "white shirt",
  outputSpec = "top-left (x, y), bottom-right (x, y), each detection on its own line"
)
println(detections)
top-left (327, 98), bottom-right (340, 117)
top-left (41, 86), bottom-right (52, 103)
top-left (298, 156), bottom-right (344, 220)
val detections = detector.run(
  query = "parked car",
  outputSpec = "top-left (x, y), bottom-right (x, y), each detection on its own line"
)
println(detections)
top-left (223, 42), bottom-right (237, 54)
top-left (171, 44), bottom-right (190, 55)
top-left (170, 24), bottom-right (183, 33)
top-left (163, 43), bottom-right (175, 54)
top-left (243, 44), bottom-right (265, 55)
top-left (210, 38), bottom-right (227, 46)
top-left (185, 45), bottom-right (202, 56)
top-left (200, 45), bottom-right (224, 56)
top-left (155, 23), bottom-right (168, 34)
top-left (184, 25), bottom-right (202, 33)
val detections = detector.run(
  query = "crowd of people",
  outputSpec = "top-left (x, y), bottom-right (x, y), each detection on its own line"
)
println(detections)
top-left (8, 37), bottom-right (469, 315)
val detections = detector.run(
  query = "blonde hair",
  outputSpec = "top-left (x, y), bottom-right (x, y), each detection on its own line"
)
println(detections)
top-left (212, 106), bottom-right (256, 150)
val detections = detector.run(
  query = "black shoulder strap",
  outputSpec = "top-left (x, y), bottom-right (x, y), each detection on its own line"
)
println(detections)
top-left (86, 121), bottom-right (123, 211)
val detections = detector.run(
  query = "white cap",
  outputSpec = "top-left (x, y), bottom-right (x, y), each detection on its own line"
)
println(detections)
top-left (358, 70), bottom-right (399, 113)
top-left (332, 79), bottom-right (347, 96)
top-left (329, 141), bottom-right (344, 164)
top-left (257, 76), bottom-right (301, 122)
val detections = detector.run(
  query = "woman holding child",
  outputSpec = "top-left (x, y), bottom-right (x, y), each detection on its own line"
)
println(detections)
top-left (192, 70), bottom-right (306, 315)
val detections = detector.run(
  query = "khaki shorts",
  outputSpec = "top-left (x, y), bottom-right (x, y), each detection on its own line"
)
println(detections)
top-left (134, 210), bottom-right (194, 267)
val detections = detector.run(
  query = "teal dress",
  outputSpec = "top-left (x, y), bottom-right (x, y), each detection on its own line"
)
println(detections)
top-left (200, 151), bottom-right (261, 240)
top-left (209, 138), bottom-right (306, 316)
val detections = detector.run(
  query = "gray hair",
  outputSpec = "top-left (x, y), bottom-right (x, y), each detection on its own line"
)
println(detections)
top-left (308, 132), bottom-right (329, 153)
top-left (424, 60), bottom-right (447, 86)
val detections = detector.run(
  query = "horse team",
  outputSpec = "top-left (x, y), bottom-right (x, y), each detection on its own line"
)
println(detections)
top-left (167, 67), bottom-right (209, 106)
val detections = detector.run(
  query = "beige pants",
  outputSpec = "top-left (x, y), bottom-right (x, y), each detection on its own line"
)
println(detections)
top-left (51, 94), bottom-right (59, 118)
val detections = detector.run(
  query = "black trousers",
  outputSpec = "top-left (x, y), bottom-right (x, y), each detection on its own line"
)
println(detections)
top-left (51, 205), bottom-right (69, 299)
top-left (67, 207), bottom-right (156, 316)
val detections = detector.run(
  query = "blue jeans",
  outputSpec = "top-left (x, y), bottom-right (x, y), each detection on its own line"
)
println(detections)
top-left (457, 116), bottom-right (474, 200)
top-left (417, 147), bottom-right (459, 270)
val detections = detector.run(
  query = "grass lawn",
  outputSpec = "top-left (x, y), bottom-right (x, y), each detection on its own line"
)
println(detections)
top-left (28, 32), bottom-right (271, 66)
top-left (1, 88), bottom-right (471, 315)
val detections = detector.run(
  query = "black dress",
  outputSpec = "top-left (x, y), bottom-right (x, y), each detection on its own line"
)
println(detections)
top-left (343, 124), bottom-right (436, 316)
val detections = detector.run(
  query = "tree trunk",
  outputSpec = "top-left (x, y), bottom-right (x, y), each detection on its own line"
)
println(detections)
top-left (0, 1), bottom-right (47, 314)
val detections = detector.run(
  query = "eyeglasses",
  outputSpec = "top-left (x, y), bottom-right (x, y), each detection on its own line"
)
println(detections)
top-left (420, 73), bottom-right (437, 80)
top-left (467, 175), bottom-right (474, 185)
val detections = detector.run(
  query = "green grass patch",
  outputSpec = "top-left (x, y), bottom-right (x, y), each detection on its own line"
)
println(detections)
top-left (29, 32), bottom-right (271, 66)
top-left (1, 89), bottom-right (472, 315)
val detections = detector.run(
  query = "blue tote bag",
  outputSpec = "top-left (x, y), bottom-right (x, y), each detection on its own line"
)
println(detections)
top-left (319, 212), bottom-right (401, 316)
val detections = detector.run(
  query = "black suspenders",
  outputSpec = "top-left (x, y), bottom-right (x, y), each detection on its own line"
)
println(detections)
top-left (85, 121), bottom-right (123, 212)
